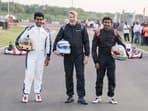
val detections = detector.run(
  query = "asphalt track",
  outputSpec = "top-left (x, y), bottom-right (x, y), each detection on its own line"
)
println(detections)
top-left (0, 30), bottom-right (148, 111)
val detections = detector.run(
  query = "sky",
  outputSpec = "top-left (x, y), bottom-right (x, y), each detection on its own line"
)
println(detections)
top-left (1, 0), bottom-right (148, 15)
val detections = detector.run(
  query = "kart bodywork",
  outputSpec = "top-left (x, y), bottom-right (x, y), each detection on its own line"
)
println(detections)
top-left (126, 44), bottom-right (143, 59)
top-left (4, 43), bottom-right (26, 55)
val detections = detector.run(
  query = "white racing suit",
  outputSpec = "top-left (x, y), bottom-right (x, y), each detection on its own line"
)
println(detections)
top-left (15, 24), bottom-right (51, 94)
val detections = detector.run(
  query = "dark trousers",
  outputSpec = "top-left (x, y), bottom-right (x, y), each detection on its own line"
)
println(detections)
top-left (134, 32), bottom-right (141, 44)
top-left (124, 33), bottom-right (130, 42)
top-left (143, 37), bottom-right (148, 45)
top-left (131, 32), bottom-right (134, 43)
top-left (96, 56), bottom-right (116, 97)
top-left (64, 54), bottom-right (85, 98)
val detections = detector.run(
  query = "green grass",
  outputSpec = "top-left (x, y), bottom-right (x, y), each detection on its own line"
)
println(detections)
top-left (0, 26), bottom-right (24, 47)
top-left (137, 45), bottom-right (148, 51)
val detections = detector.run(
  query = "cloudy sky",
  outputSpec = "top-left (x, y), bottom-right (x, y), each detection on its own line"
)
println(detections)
top-left (2, 0), bottom-right (148, 15)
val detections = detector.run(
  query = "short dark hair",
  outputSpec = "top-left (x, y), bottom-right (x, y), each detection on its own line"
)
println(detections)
top-left (34, 12), bottom-right (44, 19)
top-left (102, 16), bottom-right (112, 23)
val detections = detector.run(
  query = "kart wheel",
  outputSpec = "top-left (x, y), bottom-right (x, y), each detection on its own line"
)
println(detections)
top-left (139, 53), bottom-right (143, 59)
top-left (4, 52), bottom-right (7, 54)
top-left (4, 48), bottom-right (7, 54)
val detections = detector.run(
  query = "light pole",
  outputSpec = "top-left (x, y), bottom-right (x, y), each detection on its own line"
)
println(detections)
top-left (72, 0), bottom-right (73, 7)
top-left (0, 0), bottom-right (1, 12)
top-left (8, 0), bottom-right (10, 16)
top-left (143, 8), bottom-right (145, 22)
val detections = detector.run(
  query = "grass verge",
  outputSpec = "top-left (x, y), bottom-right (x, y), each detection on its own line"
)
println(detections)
top-left (0, 26), bottom-right (23, 47)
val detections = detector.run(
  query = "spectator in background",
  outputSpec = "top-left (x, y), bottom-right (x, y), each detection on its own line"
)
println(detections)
top-left (142, 22), bottom-right (148, 45)
top-left (130, 22), bottom-right (135, 43)
top-left (123, 22), bottom-right (130, 42)
top-left (133, 21), bottom-right (141, 44)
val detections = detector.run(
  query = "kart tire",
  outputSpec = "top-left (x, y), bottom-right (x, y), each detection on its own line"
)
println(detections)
top-left (4, 48), bottom-right (7, 55)
top-left (4, 51), bottom-right (7, 54)
top-left (139, 53), bottom-right (143, 59)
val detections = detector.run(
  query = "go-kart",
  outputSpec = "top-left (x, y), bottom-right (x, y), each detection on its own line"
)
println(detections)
top-left (4, 43), bottom-right (26, 55)
top-left (126, 44), bottom-right (143, 59)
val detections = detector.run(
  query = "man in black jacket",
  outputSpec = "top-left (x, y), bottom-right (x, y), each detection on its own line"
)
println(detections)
top-left (53, 10), bottom-right (90, 105)
top-left (92, 17), bottom-right (126, 104)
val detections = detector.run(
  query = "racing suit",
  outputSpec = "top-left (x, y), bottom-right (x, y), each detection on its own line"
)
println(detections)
top-left (53, 23), bottom-right (90, 98)
top-left (15, 24), bottom-right (51, 94)
top-left (92, 28), bottom-right (126, 97)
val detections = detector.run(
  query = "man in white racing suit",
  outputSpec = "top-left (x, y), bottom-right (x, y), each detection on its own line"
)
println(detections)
top-left (15, 12), bottom-right (51, 103)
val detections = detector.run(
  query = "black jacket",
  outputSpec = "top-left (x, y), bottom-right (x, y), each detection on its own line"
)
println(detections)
top-left (53, 23), bottom-right (90, 56)
top-left (92, 28), bottom-right (126, 63)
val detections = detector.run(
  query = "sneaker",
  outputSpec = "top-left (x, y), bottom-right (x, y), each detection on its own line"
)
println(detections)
top-left (77, 97), bottom-right (88, 105)
top-left (21, 95), bottom-right (29, 103)
top-left (65, 96), bottom-right (74, 103)
top-left (92, 96), bottom-right (102, 104)
top-left (35, 94), bottom-right (42, 102)
top-left (108, 97), bottom-right (118, 104)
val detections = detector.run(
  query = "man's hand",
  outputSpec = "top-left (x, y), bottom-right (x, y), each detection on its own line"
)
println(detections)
top-left (44, 57), bottom-right (50, 66)
top-left (95, 63), bottom-right (100, 69)
top-left (53, 50), bottom-right (63, 56)
top-left (83, 56), bottom-right (89, 64)
top-left (16, 45), bottom-right (23, 51)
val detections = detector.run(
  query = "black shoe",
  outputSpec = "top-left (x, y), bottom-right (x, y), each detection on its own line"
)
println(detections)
top-left (65, 96), bottom-right (74, 103)
top-left (77, 97), bottom-right (88, 105)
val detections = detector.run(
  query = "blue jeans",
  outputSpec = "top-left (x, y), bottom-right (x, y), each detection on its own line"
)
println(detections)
top-left (133, 32), bottom-right (141, 44)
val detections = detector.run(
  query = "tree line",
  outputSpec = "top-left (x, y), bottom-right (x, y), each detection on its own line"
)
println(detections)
top-left (0, 2), bottom-right (146, 23)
